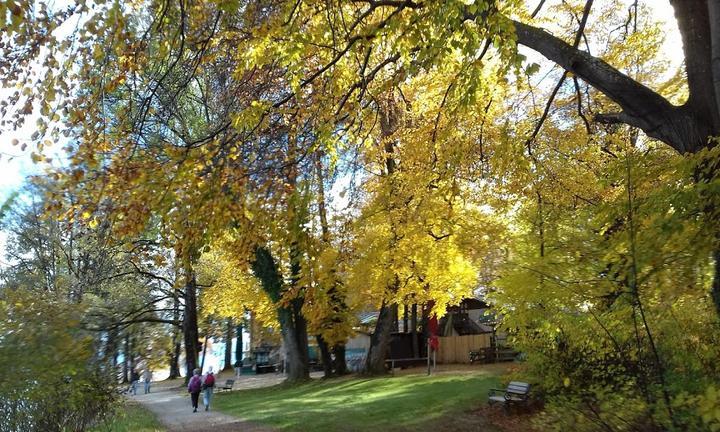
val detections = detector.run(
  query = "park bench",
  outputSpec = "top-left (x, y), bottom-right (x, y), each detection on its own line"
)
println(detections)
top-left (216, 379), bottom-right (234, 392)
top-left (470, 347), bottom-right (519, 363)
top-left (488, 381), bottom-right (531, 408)
top-left (256, 364), bottom-right (277, 374)
top-left (385, 357), bottom-right (428, 374)
top-left (469, 347), bottom-right (493, 364)
top-left (495, 347), bottom-right (519, 362)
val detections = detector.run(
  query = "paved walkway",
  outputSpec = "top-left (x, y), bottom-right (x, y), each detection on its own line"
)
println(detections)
top-left (133, 372), bottom-right (322, 431)
top-left (134, 390), bottom-right (274, 431)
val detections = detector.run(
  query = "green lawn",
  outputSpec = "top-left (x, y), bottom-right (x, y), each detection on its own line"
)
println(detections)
top-left (90, 402), bottom-right (165, 432)
top-left (214, 370), bottom-right (500, 431)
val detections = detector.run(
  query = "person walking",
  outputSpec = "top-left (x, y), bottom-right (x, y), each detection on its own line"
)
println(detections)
top-left (129, 370), bottom-right (139, 396)
top-left (187, 369), bottom-right (202, 413)
top-left (202, 369), bottom-right (216, 411)
top-left (143, 369), bottom-right (152, 394)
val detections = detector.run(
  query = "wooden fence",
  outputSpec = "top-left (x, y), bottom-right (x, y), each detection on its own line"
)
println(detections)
top-left (436, 334), bottom-right (492, 364)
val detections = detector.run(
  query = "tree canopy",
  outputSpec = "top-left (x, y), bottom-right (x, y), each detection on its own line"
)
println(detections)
top-left (2, 0), bottom-right (720, 430)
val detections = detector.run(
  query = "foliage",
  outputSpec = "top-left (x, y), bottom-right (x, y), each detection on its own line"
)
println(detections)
top-left (0, 290), bottom-right (118, 432)
top-left (198, 247), bottom-right (277, 330)
top-left (89, 402), bottom-right (165, 432)
top-left (2, 0), bottom-right (720, 429)
top-left (492, 125), bottom-right (720, 432)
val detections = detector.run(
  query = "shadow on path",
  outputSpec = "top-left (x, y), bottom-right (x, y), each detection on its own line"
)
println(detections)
top-left (133, 390), bottom-right (274, 432)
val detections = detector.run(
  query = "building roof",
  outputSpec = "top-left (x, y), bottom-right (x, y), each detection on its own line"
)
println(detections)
top-left (358, 311), bottom-right (379, 325)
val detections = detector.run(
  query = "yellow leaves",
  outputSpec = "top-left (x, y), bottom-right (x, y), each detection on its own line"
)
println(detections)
top-left (675, 386), bottom-right (720, 431)
top-left (198, 248), bottom-right (278, 329)
top-left (92, 44), bottom-right (104, 62)
top-left (231, 100), bottom-right (271, 130)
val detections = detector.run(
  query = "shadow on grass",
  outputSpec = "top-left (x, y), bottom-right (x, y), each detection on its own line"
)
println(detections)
top-left (214, 371), bottom-right (500, 431)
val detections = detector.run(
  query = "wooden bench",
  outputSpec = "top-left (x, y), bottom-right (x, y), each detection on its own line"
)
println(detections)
top-left (385, 357), bottom-right (428, 374)
top-left (469, 347), bottom-right (493, 364)
top-left (495, 348), bottom-right (519, 362)
top-left (216, 379), bottom-right (234, 393)
top-left (488, 381), bottom-right (530, 408)
top-left (256, 364), bottom-right (277, 374)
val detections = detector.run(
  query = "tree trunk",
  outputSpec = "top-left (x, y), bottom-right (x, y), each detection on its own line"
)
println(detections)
top-left (512, 16), bottom-right (718, 153)
top-left (102, 328), bottom-right (117, 370)
top-left (168, 291), bottom-right (182, 379)
top-left (169, 339), bottom-right (181, 379)
top-left (223, 318), bottom-right (234, 371)
top-left (364, 95), bottom-right (402, 375)
top-left (182, 267), bottom-right (200, 381)
top-left (290, 296), bottom-right (310, 380)
top-left (313, 151), bottom-right (352, 375)
top-left (411, 303), bottom-right (419, 358)
top-left (316, 334), bottom-right (333, 378)
top-left (200, 334), bottom-right (208, 373)
top-left (122, 332), bottom-right (129, 383)
top-left (403, 304), bottom-right (408, 333)
top-left (235, 322), bottom-right (243, 367)
top-left (365, 301), bottom-right (396, 374)
top-left (391, 304), bottom-right (399, 332)
top-left (251, 246), bottom-right (310, 382)
top-left (128, 334), bottom-right (135, 378)
top-left (276, 303), bottom-right (310, 382)
top-left (332, 344), bottom-right (348, 375)
top-left (714, 248), bottom-right (720, 318)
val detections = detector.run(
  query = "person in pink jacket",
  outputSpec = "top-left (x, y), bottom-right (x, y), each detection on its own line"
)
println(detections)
top-left (187, 368), bottom-right (202, 413)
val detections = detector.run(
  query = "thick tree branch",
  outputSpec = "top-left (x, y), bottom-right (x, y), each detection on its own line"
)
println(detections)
top-left (512, 18), bottom-right (713, 152)
top-left (670, 0), bottom-right (720, 131)
top-left (708, 0), bottom-right (720, 121)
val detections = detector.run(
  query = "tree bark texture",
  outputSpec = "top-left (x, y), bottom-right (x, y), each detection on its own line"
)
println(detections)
top-left (403, 304), bottom-right (408, 333)
top-left (168, 291), bottom-right (182, 379)
top-left (365, 300), bottom-right (396, 374)
top-left (511, 1), bottom-right (720, 153)
top-left (235, 322), bottom-right (243, 367)
top-left (316, 334), bottom-right (334, 377)
top-left (411, 303), bottom-right (419, 358)
top-left (251, 246), bottom-right (310, 382)
top-left (332, 344), bottom-right (348, 375)
top-left (169, 339), bottom-right (181, 379)
top-left (182, 267), bottom-right (200, 381)
top-left (122, 332), bottom-right (129, 383)
top-left (200, 334), bottom-right (208, 373)
top-left (223, 318), bottom-right (234, 371)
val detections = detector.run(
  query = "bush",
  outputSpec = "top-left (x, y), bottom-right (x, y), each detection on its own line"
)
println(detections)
top-left (0, 291), bottom-right (118, 432)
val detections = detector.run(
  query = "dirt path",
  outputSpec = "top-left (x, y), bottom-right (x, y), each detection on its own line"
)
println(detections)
top-left (132, 372), bottom-right (323, 431)
top-left (133, 388), bottom-right (274, 432)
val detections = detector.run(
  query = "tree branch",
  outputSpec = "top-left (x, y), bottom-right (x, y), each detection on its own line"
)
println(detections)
top-left (512, 19), bottom-right (709, 152)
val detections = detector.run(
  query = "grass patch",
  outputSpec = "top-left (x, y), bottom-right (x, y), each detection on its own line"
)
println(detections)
top-left (90, 401), bottom-right (165, 432)
top-left (214, 371), bottom-right (500, 431)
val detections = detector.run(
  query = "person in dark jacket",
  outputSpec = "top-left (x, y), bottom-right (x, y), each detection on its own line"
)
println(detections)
top-left (187, 368), bottom-right (202, 413)
top-left (129, 370), bottom-right (139, 396)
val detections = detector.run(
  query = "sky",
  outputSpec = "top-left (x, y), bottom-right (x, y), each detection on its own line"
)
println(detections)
top-left (0, 1), bottom-right (683, 210)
